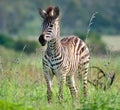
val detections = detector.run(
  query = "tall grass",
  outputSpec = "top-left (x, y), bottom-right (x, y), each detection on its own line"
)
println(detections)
top-left (0, 46), bottom-right (120, 110)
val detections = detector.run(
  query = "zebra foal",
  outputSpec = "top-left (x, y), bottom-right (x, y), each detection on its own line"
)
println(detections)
top-left (38, 6), bottom-right (90, 103)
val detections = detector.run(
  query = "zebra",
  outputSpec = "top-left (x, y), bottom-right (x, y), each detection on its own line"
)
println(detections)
top-left (38, 6), bottom-right (90, 103)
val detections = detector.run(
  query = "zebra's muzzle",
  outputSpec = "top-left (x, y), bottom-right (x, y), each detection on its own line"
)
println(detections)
top-left (39, 34), bottom-right (47, 46)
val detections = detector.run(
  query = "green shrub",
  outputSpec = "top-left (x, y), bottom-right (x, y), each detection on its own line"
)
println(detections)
top-left (88, 32), bottom-right (106, 55)
top-left (25, 41), bottom-right (39, 54)
top-left (15, 39), bottom-right (39, 54)
top-left (0, 34), bottom-right (39, 54)
top-left (15, 39), bottom-right (27, 51)
top-left (0, 34), bottom-right (15, 49)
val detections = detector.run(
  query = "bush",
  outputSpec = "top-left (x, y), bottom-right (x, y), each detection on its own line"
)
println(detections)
top-left (88, 32), bottom-right (106, 55)
top-left (0, 34), bottom-right (15, 49)
top-left (15, 39), bottom-right (39, 54)
top-left (0, 33), bottom-right (39, 54)
top-left (74, 32), bottom-right (107, 55)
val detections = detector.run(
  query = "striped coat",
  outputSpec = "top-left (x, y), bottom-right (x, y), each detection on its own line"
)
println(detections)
top-left (38, 6), bottom-right (90, 103)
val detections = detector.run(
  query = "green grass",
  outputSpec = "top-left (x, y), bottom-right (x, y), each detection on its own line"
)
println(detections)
top-left (0, 46), bottom-right (120, 110)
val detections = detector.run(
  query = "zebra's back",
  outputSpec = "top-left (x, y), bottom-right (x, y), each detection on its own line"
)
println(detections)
top-left (61, 35), bottom-right (90, 71)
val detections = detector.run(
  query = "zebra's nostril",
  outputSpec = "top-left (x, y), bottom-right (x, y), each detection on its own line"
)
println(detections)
top-left (46, 36), bottom-right (50, 38)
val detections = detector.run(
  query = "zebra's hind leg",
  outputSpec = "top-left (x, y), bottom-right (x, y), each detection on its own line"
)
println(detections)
top-left (79, 59), bottom-right (89, 100)
top-left (83, 62), bottom-right (89, 99)
top-left (66, 75), bottom-right (78, 99)
top-left (44, 73), bottom-right (54, 103)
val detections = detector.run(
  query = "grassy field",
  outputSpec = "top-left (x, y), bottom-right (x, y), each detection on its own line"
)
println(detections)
top-left (0, 45), bottom-right (120, 110)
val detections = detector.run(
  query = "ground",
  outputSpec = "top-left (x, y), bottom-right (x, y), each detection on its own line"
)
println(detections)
top-left (0, 36), bottom-right (120, 110)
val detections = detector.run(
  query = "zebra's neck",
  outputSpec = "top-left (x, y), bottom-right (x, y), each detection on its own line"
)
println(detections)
top-left (47, 38), bottom-right (61, 57)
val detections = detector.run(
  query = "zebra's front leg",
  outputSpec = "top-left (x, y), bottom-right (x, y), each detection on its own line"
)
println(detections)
top-left (44, 73), bottom-right (54, 103)
top-left (58, 73), bottom-right (66, 101)
top-left (66, 75), bottom-right (78, 99)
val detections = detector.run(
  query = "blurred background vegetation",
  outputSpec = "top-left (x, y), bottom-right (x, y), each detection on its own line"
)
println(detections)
top-left (0, 0), bottom-right (120, 55)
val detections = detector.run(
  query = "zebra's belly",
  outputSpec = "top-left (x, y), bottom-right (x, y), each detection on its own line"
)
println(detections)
top-left (51, 60), bottom-right (78, 76)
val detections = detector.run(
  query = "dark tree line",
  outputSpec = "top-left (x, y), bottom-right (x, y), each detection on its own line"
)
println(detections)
top-left (0, 0), bottom-right (120, 35)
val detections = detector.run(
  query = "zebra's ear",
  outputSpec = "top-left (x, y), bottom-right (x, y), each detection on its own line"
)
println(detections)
top-left (38, 8), bottom-right (47, 19)
top-left (52, 6), bottom-right (59, 19)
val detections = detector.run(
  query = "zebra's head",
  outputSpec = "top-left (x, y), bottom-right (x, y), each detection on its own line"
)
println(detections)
top-left (39, 6), bottom-right (60, 46)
